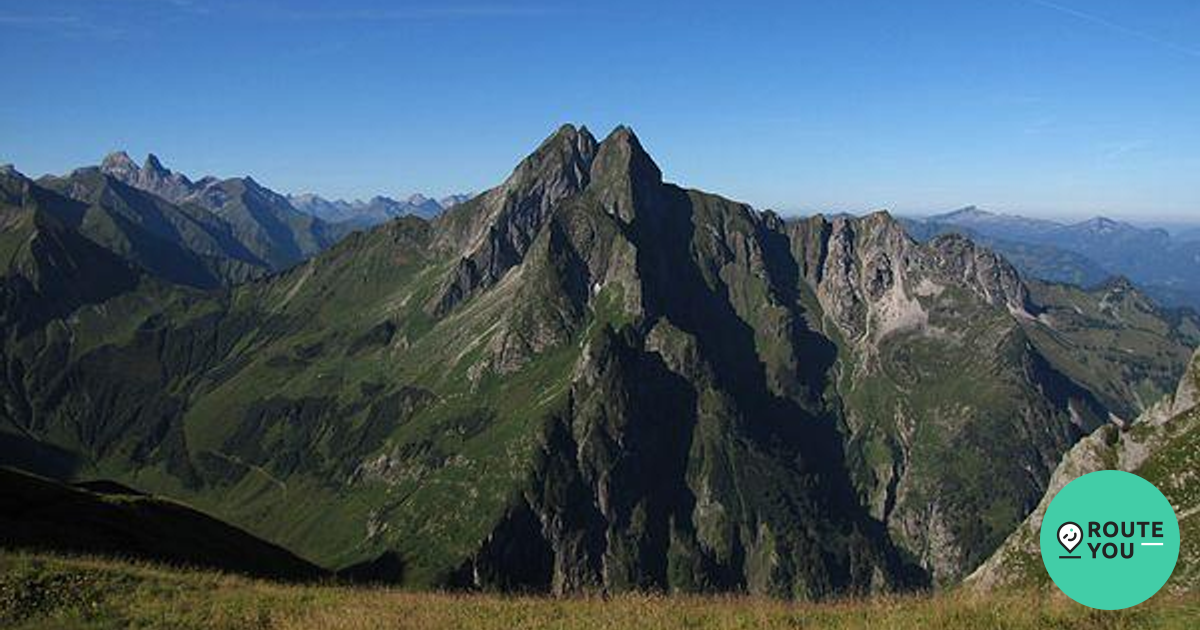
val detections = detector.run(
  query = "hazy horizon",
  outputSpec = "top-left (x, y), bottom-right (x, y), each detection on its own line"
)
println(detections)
top-left (3, 1), bottom-right (1200, 221)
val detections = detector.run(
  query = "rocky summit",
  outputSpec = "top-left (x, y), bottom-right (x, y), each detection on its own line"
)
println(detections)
top-left (1, 125), bottom-right (1197, 598)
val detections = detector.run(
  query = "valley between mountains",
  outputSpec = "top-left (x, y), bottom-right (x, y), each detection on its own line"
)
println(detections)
top-left (1, 125), bottom-right (1197, 599)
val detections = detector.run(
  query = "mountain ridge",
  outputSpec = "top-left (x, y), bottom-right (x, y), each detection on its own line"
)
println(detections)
top-left (905, 206), bottom-right (1200, 310)
top-left (0, 466), bottom-right (326, 581)
top-left (287, 191), bottom-right (462, 228)
top-left (17, 152), bottom-right (349, 286)
top-left (1, 125), bottom-right (1196, 598)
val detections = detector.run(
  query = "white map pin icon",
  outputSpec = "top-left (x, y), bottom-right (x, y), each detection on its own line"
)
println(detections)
top-left (1058, 521), bottom-right (1083, 554)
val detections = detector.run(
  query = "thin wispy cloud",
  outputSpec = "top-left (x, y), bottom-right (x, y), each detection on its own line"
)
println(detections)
top-left (0, 11), bottom-right (125, 38)
top-left (102, 0), bottom-right (211, 15)
top-left (0, 14), bottom-right (81, 26)
top-left (1024, 0), bottom-right (1200, 59)
top-left (1022, 115), bottom-right (1057, 136)
top-left (263, 4), bottom-right (559, 23)
top-left (1, 0), bottom-right (210, 39)
top-left (1099, 139), bottom-right (1150, 162)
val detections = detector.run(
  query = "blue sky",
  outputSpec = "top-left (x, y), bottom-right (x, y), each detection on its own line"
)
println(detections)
top-left (2, 0), bottom-right (1199, 221)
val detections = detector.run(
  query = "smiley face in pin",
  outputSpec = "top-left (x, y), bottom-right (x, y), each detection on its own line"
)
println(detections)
top-left (1058, 521), bottom-right (1083, 555)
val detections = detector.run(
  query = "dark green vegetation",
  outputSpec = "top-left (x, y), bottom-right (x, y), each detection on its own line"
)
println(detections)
top-left (1, 126), bottom-right (1197, 598)
top-left (0, 468), bottom-right (324, 581)
top-left (969, 348), bottom-right (1200, 592)
top-left (2, 552), bottom-right (1197, 630)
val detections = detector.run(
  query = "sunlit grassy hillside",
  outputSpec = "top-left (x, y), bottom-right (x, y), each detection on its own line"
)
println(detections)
top-left (2, 552), bottom-right (1196, 630)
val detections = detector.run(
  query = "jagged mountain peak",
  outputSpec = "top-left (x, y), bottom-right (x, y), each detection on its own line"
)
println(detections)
top-left (427, 124), bottom-right (656, 314)
top-left (0, 164), bottom-right (34, 206)
top-left (789, 210), bottom-right (1033, 345)
top-left (587, 125), bottom-right (663, 223)
top-left (854, 209), bottom-right (902, 228)
top-left (97, 150), bottom-right (196, 204)
top-left (1096, 275), bottom-right (1138, 293)
top-left (593, 125), bottom-right (661, 179)
top-left (100, 150), bottom-right (134, 166)
top-left (143, 152), bottom-right (168, 174)
top-left (506, 123), bottom-right (599, 193)
top-left (803, 210), bottom-right (911, 246)
top-left (547, 122), bottom-right (596, 148)
top-left (100, 151), bottom-right (138, 178)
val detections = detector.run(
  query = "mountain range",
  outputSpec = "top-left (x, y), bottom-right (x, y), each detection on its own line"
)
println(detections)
top-left (903, 207), bottom-right (1200, 310)
top-left (2, 153), bottom-right (344, 289)
top-left (1176, 226), bottom-right (1200, 243)
top-left (1, 125), bottom-right (1197, 599)
top-left (288, 192), bottom-right (471, 229)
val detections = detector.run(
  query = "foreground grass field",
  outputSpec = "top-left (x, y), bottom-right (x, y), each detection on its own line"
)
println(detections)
top-left (1, 552), bottom-right (1197, 630)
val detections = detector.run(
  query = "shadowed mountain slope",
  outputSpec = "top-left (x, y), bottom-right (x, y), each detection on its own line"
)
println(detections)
top-left (968, 348), bottom-right (1200, 593)
top-left (0, 467), bottom-right (325, 581)
top-left (1, 126), bottom-right (1196, 596)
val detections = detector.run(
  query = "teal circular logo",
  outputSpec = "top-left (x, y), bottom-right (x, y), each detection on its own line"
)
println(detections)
top-left (1040, 470), bottom-right (1180, 609)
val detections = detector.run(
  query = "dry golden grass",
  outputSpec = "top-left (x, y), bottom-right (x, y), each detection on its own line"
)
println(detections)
top-left (2, 552), bottom-right (1196, 630)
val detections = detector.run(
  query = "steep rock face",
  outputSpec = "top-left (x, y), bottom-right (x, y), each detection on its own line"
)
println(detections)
top-left (1174, 349), bottom-right (1200, 417)
top-left (446, 133), bottom-right (916, 595)
top-left (588, 126), bottom-right (663, 224)
top-left (429, 125), bottom-right (599, 315)
top-left (968, 350), bottom-right (1200, 593)
top-left (785, 212), bottom-right (1104, 583)
top-left (101, 152), bottom-right (199, 204)
top-left (787, 215), bottom-right (1030, 348)
top-left (481, 196), bottom-right (641, 376)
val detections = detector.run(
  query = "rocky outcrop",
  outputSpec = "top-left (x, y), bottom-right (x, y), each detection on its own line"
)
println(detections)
top-left (964, 424), bottom-right (1116, 591)
top-left (968, 348), bottom-right (1200, 592)
top-left (1173, 349), bottom-right (1200, 417)
top-left (787, 213), bottom-right (1030, 346)
top-left (100, 151), bottom-right (198, 204)
top-left (783, 210), bottom-right (1106, 584)
top-left (429, 125), bottom-right (599, 315)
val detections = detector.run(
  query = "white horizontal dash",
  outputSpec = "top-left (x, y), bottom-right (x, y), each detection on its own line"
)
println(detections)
top-left (1142, 543), bottom-right (1164, 546)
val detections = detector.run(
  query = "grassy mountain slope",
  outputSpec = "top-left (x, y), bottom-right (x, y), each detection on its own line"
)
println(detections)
top-left (968, 349), bottom-right (1200, 593)
top-left (0, 126), bottom-right (1195, 598)
top-left (34, 168), bottom-right (266, 288)
top-left (0, 468), bottom-right (324, 581)
top-left (188, 176), bottom-right (342, 270)
top-left (0, 177), bottom-right (142, 332)
top-left (27, 153), bottom-right (346, 288)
